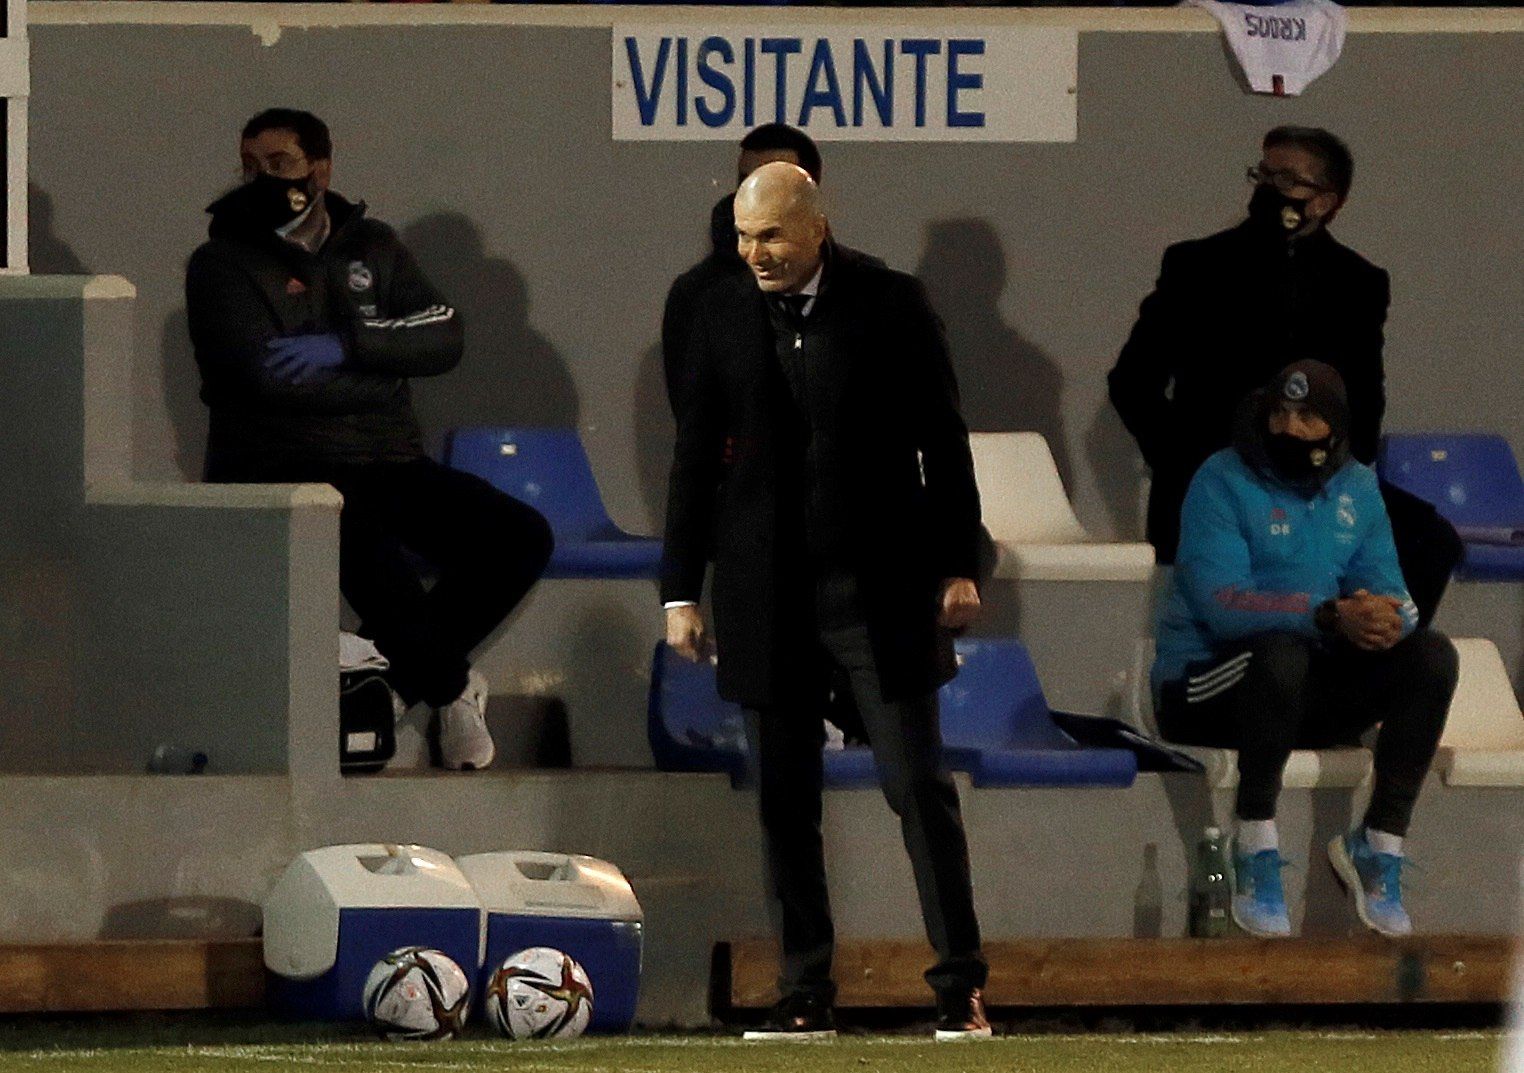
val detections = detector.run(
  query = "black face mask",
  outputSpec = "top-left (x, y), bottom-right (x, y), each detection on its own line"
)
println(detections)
top-left (237, 170), bottom-right (318, 232)
top-left (1265, 431), bottom-right (1335, 482)
top-left (1248, 183), bottom-right (1312, 237)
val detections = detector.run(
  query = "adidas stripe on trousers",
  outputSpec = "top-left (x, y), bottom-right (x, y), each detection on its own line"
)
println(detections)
top-left (1156, 629), bottom-right (1457, 835)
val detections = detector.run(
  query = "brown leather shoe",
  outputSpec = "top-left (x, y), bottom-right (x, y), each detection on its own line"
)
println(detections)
top-left (934, 987), bottom-right (992, 1040)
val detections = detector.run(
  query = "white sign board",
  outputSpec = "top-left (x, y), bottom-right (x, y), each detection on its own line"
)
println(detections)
top-left (2, 0), bottom-right (26, 272)
top-left (612, 25), bottom-right (1076, 143)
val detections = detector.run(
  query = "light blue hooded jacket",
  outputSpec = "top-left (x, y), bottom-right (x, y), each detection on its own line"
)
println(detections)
top-left (1152, 447), bottom-right (1418, 695)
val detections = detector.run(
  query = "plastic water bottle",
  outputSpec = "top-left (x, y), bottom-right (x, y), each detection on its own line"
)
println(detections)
top-left (1188, 826), bottom-right (1231, 938)
top-left (1133, 843), bottom-right (1163, 938)
top-left (147, 744), bottom-right (209, 775)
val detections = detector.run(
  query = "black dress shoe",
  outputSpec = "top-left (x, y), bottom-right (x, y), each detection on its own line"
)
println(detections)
top-left (934, 987), bottom-right (992, 1040)
top-left (742, 992), bottom-right (837, 1040)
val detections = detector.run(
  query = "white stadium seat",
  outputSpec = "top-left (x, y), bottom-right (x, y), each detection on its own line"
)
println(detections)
top-left (1436, 638), bottom-right (1524, 786)
top-left (969, 432), bottom-right (1155, 582)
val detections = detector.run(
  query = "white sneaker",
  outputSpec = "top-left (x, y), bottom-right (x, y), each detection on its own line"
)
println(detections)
top-left (436, 670), bottom-right (495, 771)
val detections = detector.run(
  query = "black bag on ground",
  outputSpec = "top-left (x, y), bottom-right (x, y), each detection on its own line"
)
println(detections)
top-left (340, 668), bottom-right (396, 774)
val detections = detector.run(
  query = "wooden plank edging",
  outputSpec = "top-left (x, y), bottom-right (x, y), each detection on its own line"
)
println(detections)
top-left (725, 936), bottom-right (1516, 1009)
top-left (0, 939), bottom-right (264, 1013)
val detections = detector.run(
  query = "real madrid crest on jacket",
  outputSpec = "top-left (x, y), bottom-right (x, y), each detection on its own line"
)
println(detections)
top-left (187, 188), bottom-right (462, 479)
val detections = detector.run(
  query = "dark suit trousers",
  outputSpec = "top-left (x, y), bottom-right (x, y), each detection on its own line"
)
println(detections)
top-left (746, 571), bottom-right (986, 1003)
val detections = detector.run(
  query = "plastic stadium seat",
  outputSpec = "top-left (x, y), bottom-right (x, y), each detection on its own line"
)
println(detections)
top-left (445, 428), bottom-right (662, 579)
top-left (1436, 638), bottom-right (1524, 786)
top-left (1378, 433), bottom-right (1524, 580)
top-left (647, 647), bottom-right (749, 785)
top-left (969, 432), bottom-right (1155, 582)
top-left (942, 639), bottom-right (1137, 787)
top-left (646, 639), bottom-right (1138, 789)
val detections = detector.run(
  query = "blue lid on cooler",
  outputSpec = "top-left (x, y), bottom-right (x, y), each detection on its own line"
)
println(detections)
top-left (456, 851), bottom-right (643, 1033)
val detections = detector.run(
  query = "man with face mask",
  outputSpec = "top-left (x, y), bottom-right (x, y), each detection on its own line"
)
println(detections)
top-left (186, 108), bottom-right (553, 771)
top-left (1109, 132), bottom-right (1388, 542)
top-left (1152, 361), bottom-right (1458, 940)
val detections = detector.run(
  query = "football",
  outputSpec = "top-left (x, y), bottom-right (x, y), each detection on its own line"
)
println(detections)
top-left (486, 946), bottom-right (595, 1040)
top-left (361, 946), bottom-right (471, 1041)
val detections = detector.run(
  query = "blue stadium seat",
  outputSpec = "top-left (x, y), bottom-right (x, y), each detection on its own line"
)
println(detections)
top-left (1378, 433), bottom-right (1524, 580)
top-left (646, 639), bottom-right (1137, 789)
top-left (647, 645), bottom-right (749, 785)
top-left (941, 639), bottom-right (1137, 788)
top-left (445, 428), bottom-right (662, 579)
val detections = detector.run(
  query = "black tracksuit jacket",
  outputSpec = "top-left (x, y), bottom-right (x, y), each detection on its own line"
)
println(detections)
top-left (186, 190), bottom-right (462, 479)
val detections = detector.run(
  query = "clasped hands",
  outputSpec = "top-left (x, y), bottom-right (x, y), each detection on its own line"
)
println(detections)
top-left (263, 333), bottom-right (346, 386)
top-left (665, 578), bottom-right (982, 663)
top-left (1333, 589), bottom-right (1404, 652)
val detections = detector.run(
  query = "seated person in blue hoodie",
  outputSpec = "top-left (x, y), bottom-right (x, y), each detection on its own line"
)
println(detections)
top-left (1152, 360), bottom-right (1458, 939)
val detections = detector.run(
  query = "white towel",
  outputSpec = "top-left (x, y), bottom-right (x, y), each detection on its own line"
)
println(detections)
top-left (340, 631), bottom-right (390, 673)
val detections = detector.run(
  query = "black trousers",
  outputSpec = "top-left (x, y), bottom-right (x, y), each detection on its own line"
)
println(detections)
top-left (214, 456), bottom-right (552, 707)
top-left (1157, 629), bottom-right (1458, 836)
top-left (746, 571), bottom-right (986, 1003)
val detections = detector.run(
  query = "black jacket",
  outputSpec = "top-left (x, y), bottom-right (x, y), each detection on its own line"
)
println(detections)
top-left (187, 190), bottom-right (463, 478)
top-left (662, 244), bottom-right (981, 707)
top-left (1109, 220), bottom-right (1390, 563)
top-left (661, 195), bottom-right (745, 416)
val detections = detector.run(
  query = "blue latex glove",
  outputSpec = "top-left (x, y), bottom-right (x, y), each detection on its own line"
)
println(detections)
top-left (264, 333), bottom-right (347, 386)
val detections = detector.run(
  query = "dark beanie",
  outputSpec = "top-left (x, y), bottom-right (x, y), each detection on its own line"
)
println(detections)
top-left (1267, 359), bottom-right (1350, 440)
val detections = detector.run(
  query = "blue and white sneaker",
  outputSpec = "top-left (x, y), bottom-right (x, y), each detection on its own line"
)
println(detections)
top-left (1230, 843), bottom-right (1292, 937)
top-left (1328, 829), bottom-right (1412, 938)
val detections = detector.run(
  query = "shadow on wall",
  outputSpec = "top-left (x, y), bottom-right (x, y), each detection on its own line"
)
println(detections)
top-left (400, 213), bottom-right (579, 453)
top-left (633, 341), bottom-right (672, 535)
top-left (1086, 402), bottom-right (1146, 541)
top-left (162, 305), bottom-right (208, 480)
top-left (28, 183), bottom-right (88, 275)
top-left (914, 218), bottom-right (1073, 489)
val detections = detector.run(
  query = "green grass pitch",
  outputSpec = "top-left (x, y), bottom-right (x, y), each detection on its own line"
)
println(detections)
top-left (0, 1018), bottom-right (1503, 1073)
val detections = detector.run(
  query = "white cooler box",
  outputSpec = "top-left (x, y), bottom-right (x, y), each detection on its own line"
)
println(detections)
top-left (456, 851), bottom-right (643, 1033)
top-left (263, 844), bottom-right (485, 1020)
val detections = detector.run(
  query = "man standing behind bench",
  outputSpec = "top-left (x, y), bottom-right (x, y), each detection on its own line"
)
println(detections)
top-left (1153, 361), bottom-right (1457, 939)
top-left (662, 162), bottom-right (990, 1040)
top-left (186, 109), bottom-right (552, 771)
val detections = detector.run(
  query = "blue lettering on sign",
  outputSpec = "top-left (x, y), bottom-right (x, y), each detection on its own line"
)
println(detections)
top-left (744, 38), bottom-right (756, 127)
top-left (621, 34), bottom-right (995, 133)
top-left (899, 39), bottom-right (941, 128)
top-left (759, 38), bottom-right (803, 124)
top-left (696, 37), bottom-right (736, 128)
top-left (799, 40), bottom-right (846, 127)
top-left (853, 38), bottom-right (893, 128)
top-left (946, 39), bottom-right (985, 128)
top-left (676, 37), bottom-right (689, 126)
top-left (625, 36), bottom-right (671, 126)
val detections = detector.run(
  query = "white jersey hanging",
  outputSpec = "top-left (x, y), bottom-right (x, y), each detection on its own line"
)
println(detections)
top-left (1190, 0), bottom-right (1347, 96)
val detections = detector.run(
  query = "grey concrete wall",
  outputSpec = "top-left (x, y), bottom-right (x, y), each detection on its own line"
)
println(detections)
top-left (0, 769), bottom-right (1517, 1025)
top-left (0, 274), bottom-right (344, 774)
top-left (24, 10), bottom-right (1524, 546)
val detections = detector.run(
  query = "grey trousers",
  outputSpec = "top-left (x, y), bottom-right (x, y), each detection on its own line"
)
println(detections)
top-left (746, 571), bottom-right (986, 1003)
